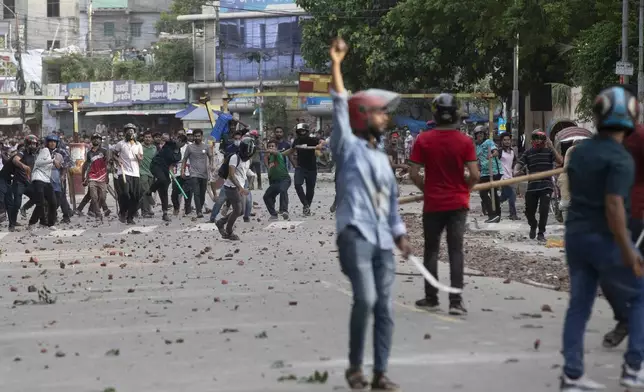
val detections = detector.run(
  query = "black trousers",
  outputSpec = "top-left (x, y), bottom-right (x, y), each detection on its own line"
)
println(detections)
top-left (117, 175), bottom-right (141, 220)
top-left (525, 189), bottom-right (552, 234)
top-left (294, 167), bottom-right (317, 207)
top-left (28, 180), bottom-right (57, 226)
top-left (422, 209), bottom-right (468, 302)
top-left (479, 174), bottom-right (501, 219)
top-left (172, 176), bottom-right (193, 212)
top-left (190, 177), bottom-right (208, 213)
top-left (150, 163), bottom-right (171, 212)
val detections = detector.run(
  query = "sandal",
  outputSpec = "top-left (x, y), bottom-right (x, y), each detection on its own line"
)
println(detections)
top-left (345, 368), bottom-right (369, 391)
top-left (371, 373), bottom-right (401, 391)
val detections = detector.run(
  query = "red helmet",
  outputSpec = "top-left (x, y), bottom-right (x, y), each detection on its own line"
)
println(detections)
top-left (249, 130), bottom-right (259, 137)
top-left (348, 89), bottom-right (401, 131)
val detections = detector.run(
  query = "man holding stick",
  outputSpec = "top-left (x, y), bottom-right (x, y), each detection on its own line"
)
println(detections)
top-left (560, 86), bottom-right (644, 390)
top-left (409, 94), bottom-right (480, 315)
top-left (514, 130), bottom-right (563, 241)
top-left (329, 37), bottom-right (411, 391)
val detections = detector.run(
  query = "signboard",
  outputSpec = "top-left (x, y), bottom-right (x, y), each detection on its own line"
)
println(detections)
top-left (46, 81), bottom-right (187, 109)
top-left (299, 73), bottom-right (331, 93)
top-left (615, 61), bottom-right (634, 76)
top-left (220, 0), bottom-right (296, 13)
top-left (228, 88), bottom-right (255, 104)
top-left (497, 117), bottom-right (506, 132)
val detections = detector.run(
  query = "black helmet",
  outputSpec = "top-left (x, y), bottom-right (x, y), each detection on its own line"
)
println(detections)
top-left (238, 137), bottom-right (256, 161)
top-left (431, 93), bottom-right (458, 125)
top-left (124, 123), bottom-right (136, 131)
top-left (295, 123), bottom-right (310, 136)
top-left (91, 133), bottom-right (102, 140)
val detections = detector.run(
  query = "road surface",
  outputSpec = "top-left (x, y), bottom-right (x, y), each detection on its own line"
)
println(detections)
top-left (0, 180), bottom-right (628, 392)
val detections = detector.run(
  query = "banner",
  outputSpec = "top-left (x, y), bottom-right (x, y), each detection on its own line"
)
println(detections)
top-left (45, 81), bottom-right (187, 109)
top-left (299, 73), bottom-right (331, 93)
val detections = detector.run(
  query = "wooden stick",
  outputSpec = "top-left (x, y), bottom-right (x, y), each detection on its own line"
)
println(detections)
top-left (398, 167), bottom-right (564, 205)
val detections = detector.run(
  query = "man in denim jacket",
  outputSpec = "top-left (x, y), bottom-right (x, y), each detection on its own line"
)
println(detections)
top-left (329, 37), bottom-right (412, 391)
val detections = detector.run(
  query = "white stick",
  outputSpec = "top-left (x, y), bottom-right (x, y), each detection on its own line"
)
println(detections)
top-left (407, 255), bottom-right (463, 294)
top-left (636, 229), bottom-right (644, 248)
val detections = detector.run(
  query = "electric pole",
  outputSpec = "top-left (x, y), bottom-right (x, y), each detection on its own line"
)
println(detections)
top-left (88, 0), bottom-right (93, 55)
top-left (511, 32), bottom-right (519, 150)
top-left (15, 13), bottom-right (26, 128)
top-left (215, 1), bottom-right (227, 112)
top-left (623, 0), bottom-right (630, 84)
top-left (638, 0), bottom-right (644, 120)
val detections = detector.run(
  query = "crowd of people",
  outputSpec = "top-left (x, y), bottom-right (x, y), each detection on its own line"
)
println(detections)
top-left (0, 121), bottom-right (329, 241)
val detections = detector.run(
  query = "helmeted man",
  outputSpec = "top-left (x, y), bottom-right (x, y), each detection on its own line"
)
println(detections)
top-left (329, 37), bottom-right (411, 391)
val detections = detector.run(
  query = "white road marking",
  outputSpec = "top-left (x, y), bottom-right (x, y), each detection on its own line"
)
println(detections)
top-left (48, 229), bottom-right (86, 238)
top-left (182, 223), bottom-right (217, 232)
top-left (264, 220), bottom-right (303, 230)
top-left (112, 225), bottom-right (158, 235)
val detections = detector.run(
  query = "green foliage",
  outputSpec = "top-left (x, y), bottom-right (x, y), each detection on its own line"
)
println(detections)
top-left (262, 97), bottom-right (288, 128)
top-left (155, 0), bottom-right (211, 34)
top-left (46, 40), bottom-right (193, 83)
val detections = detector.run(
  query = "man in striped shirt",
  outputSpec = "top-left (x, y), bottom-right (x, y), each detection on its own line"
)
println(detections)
top-left (514, 130), bottom-right (563, 241)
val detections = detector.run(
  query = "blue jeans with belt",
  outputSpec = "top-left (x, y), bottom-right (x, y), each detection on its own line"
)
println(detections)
top-left (563, 231), bottom-right (644, 379)
top-left (337, 226), bottom-right (395, 373)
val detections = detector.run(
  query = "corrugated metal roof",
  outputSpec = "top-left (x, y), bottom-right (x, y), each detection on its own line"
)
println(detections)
top-left (93, 0), bottom-right (128, 9)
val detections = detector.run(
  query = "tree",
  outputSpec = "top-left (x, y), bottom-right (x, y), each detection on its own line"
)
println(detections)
top-left (156, 0), bottom-right (211, 35)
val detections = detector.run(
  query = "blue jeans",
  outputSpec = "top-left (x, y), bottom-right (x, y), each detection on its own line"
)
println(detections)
top-left (563, 231), bottom-right (644, 378)
top-left (337, 226), bottom-right (395, 373)
top-left (209, 182), bottom-right (253, 220)
top-left (263, 177), bottom-right (291, 216)
top-left (500, 185), bottom-right (517, 216)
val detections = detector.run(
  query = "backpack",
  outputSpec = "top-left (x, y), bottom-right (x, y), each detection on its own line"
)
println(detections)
top-left (217, 153), bottom-right (236, 179)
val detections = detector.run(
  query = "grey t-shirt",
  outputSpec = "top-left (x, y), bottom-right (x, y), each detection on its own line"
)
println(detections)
top-left (183, 143), bottom-right (212, 179)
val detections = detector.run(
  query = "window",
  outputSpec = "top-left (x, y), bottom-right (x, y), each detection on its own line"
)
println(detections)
top-left (46, 0), bottom-right (60, 17)
top-left (129, 23), bottom-right (142, 38)
top-left (46, 40), bottom-right (60, 49)
top-left (3, 0), bottom-right (15, 19)
top-left (104, 22), bottom-right (114, 37)
top-left (220, 20), bottom-right (244, 48)
top-left (259, 23), bottom-right (266, 49)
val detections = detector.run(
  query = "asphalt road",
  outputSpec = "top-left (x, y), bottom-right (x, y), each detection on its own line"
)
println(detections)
top-left (0, 180), bottom-right (630, 392)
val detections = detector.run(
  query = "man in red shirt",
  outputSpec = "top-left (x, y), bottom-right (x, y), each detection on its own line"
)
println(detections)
top-left (409, 94), bottom-right (480, 315)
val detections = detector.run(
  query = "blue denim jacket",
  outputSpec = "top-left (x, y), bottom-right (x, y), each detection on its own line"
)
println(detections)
top-left (330, 89), bottom-right (406, 250)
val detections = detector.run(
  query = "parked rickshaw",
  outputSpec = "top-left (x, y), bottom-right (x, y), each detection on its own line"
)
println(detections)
top-left (551, 126), bottom-right (594, 222)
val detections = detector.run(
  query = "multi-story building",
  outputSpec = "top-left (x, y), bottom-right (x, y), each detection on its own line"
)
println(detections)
top-left (81, 0), bottom-right (173, 52)
top-left (0, 0), bottom-right (170, 51)
top-left (178, 0), bottom-right (328, 123)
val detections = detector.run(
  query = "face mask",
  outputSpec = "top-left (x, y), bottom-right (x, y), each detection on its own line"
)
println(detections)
top-left (234, 140), bottom-right (241, 146)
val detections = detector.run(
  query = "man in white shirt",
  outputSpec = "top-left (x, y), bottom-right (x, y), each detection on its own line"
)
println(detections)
top-left (28, 134), bottom-right (62, 229)
top-left (112, 124), bottom-right (143, 224)
top-left (498, 132), bottom-right (519, 220)
top-left (215, 137), bottom-right (256, 241)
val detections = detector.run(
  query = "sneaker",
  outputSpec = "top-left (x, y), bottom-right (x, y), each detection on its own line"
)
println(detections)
top-left (268, 215), bottom-right (279, 221)
top-left (621, 364), bottom-right (644, 388)
top-left (415, 298), bottom-right (440, 312)
top-left (126, 219), bottom-right (135, 225)
top-left (537, 233), bottom-right (546, 242)
top-left (243, 217), bottom-right (250, 223)
top-left (8, 226), bottom-right (16, 232)
top-left (303, 205), bottom-right (311, 216)
top-left (161, 213), bottom-right (171, 222)
top-left (529, 226), bottom-right (537, 239)
top-left (449, 301), bottom-right (467, 316)
top-left (345, 368), bottom-right (369, 391)
top-left (61, 217), bottom-right (71, 224)
top-left (196, 212), bottom-right (204, 219)
top-left (485, 215), bottom-right (501, 223)
top-left (509, 214), bottom-right (520, 221)
top-left (560, 374), bottom-right (605, 391)
top-left (104, 209), bottom-right (111, 217)
top-left (19, 207), bottom-right (27, 218)
top-left (603, 321), bottom-right (628, 348)
top-left (173, 208), bottom-right (180, 216)
top-left (223, 232), bottom-right (240, 241)
top-left (142, 212), bottom-right (154, 218)
top-left (75, 209), bottom-right (84, 217)
top-left (282, 212), bottom-right (290, 220)
top-left (371, 373), bottom-right (400, 392)
top-left (215, 219), bottom-right (226, 236)
top-left (118, 215), bottom-right (127, 224)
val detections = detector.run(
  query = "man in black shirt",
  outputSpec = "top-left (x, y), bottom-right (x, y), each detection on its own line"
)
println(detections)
top-left (514, 130), bottom-right (563, 241)
top-left (9, 135), bottom-right (38, 231)
top-left (0, 142), bottom-right (14, 223)
top-left (289, 123), bottom-right (323, 216)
